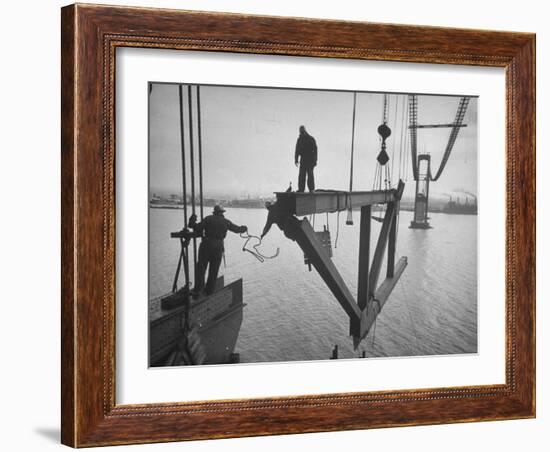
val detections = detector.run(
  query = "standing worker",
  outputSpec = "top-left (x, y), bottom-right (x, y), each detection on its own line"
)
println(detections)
top-left (189, 205), bottom-right (248, 296)
top-left (295, 125), bottom-right (318, 192)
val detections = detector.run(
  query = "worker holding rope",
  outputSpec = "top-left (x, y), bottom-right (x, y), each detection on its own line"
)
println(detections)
top-left (188, 205), bottom-right (248, 296)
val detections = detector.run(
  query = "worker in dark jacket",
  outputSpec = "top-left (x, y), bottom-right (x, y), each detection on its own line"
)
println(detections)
top-left (189, 205), bottom-right (248, 296)
top-left (261, 201), bottom-right (299, 242)
top-left (294, 125), bottom-right (318, 192)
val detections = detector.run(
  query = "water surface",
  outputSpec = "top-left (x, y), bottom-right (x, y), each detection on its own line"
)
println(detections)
top-left (149, 207), bottom-right (477, 363)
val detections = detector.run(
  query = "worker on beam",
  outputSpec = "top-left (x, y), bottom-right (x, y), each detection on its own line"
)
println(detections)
top-left (295, 125), bottom-right (318, 192)
top-left (261, 201), bottom-right (297, 241)
top-left (189, 205), bottom-right (248, 296)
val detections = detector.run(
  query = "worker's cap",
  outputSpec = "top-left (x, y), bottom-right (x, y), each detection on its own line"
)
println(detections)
top-left (213, 205), bottom-right (226, 214)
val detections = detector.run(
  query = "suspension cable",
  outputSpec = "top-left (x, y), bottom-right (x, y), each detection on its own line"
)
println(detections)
top-left (196, 85), bottom-right (205, 221)
top-left (408, 94), bottom-right (419, 180)
top-left (177, 84), bottom-right (189, 289)
top-left (178, 85), bottom-right (188, 227)
top-left (398, 94), bottom-right (406, 181)
top-left (430, 97), bottom-right (470, 181)
top-left (187, 86), bottom-right (198, 271)
top-left (408, 95), bottom-right (469, 182)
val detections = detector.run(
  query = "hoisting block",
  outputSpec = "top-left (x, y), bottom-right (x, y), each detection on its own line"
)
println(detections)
top-left (352, 256), bottom-right (408, 348)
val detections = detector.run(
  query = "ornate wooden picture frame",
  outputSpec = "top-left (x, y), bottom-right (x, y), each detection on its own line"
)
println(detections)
top-left (61, 3), bottom-right (535, 447)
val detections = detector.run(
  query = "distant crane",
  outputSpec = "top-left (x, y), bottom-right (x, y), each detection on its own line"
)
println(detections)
top-left (408, 95), bottom-right (470, 228)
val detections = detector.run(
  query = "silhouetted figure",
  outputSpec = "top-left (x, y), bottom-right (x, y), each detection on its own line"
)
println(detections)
top-left (261, 201), bottom-right (298, 241)
top-left (261, 202), bottom-right (278, 239)
top-left (294, 125), bottom-right (318, 192)
top-left (189, 205), bottom-right (247, 295)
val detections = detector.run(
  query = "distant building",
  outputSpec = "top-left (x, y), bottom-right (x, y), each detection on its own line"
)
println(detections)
top-left (442, 196), bottom-right (477, 215)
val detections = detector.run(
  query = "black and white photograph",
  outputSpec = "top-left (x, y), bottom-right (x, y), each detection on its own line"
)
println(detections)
top-left (1, 0), bottom-right (543, 449)
top-left (148, 82), bottom-right (478, 367)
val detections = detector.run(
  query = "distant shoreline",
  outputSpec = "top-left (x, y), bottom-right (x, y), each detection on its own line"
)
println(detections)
top-left (149, 203), bottom-right (266, 210)
top-left (149, 203), bottom-right (477, 215)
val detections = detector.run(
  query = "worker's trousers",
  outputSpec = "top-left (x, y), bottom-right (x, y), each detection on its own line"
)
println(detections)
top-left (195, 238), bottom-right (224, 295)
top-left (298, 164), bottom-right (315, 192)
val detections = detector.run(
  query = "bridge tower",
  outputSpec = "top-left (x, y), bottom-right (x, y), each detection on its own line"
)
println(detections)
top-left (410, 154), bottom-right (432, 228)
top-left (408, 95), bottom-right (470, 229)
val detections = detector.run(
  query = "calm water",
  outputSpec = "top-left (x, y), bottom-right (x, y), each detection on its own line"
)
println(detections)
top-left (149, 207), bottom-right (477, 363)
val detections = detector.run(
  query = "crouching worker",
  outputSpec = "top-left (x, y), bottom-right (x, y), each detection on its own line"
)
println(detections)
top-left (189, 205), bottom-right (248, 296)
top-left (261, 201), bottom-right (298, 242)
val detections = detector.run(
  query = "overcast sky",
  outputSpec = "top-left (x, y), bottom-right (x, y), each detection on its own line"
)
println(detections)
top-left (149, 83), bottom-right (478, 201)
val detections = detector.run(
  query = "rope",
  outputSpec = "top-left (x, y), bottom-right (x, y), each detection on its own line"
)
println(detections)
top-left (390, 95), bottom-right (399, 183)
top-left (395, 201), bottom-right (401, 255)
top-left (367, 298), bottom-right (382, 353)
top-left (240, 232), bottom-right (280, 263)
top-left (335, 210), bottom-right (341, 248)
top-left (312, 189), bottom-right (348, 247)
top-left (405, 116), bottom-right (410, 182)
top-left (373, 164), bottom-right (381, 191)
top-left (371, 315), bottom-right (378, 349)
top-left (334, 192), bottom-right (341, 248)
top-left (349, 92), bottom-right (357, 194)
top-left (347, 92), bottom-right (357, 223)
